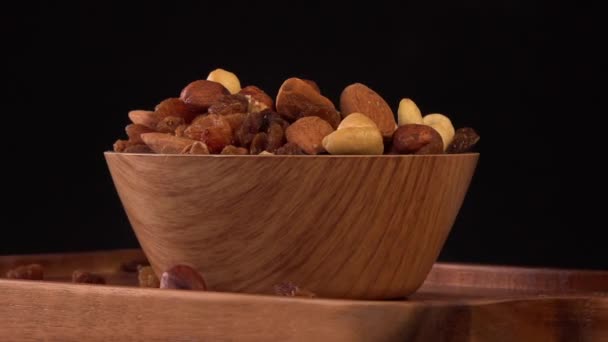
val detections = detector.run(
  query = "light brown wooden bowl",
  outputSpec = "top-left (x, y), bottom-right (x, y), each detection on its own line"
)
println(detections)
top-left (104, 152), bottom-right (479, 299)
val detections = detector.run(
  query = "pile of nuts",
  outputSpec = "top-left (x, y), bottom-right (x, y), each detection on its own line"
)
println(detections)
top-left (113, 69), bottom-right (479, 155)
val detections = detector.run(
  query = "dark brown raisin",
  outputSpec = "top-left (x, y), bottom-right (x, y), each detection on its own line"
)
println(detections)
top-left (275, 142), bottom-right (305, 155)
top-left (266, 122), bottom-right (285, 153)
top-left (446, 127), bottom-right (480, 153)
top-left (236, 111), bottom-right (265, 147)
top-left (72, 270), bottom-right (106, 284)
top-left (6, 264), bottom-right (43, 280)
top-left (250, 132), bottom-right (268, 155)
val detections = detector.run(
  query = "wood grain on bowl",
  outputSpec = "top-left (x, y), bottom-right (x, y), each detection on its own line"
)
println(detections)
top-left (104, 153), bottom-right (479, 299)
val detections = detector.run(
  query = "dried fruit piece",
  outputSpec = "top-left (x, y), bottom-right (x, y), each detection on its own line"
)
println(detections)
top-left (180, 80), bottom-right (230, 111)
top-left (156, 116), bottom-right (185, 134)
top-left (6, 264), bottom-right (43, 280)
top-left (274, 281), bottom-right (316, 298)
top-left (72, 270), bottom-right (106, 284)
top-left (184, 114), bottom-right (233, 153)
top-left (340, 83), bottom-right (397, 139)
top-left (250, 132), bottom-right (268, 155)
top-left (125, 124), bottom-right (155, 144)
top-left (160, 265), bottom-right (207, 291)
top-left (422, 113), bottom-right (455, 150)
top-left (154, 98), bottom-right (200, 123)
top-left (120, 259), bottom-right (150, 273)
top-left (392, 124), bottom-right (443, 155)
top-left (124, 144), bottom-right (153, 153)
top-left (208, 94), bottom-right (248, 115)
top-left (128, 110), bottom-right (162, 129)
top-left (224, 113), bottom-right (246, 132)
top-left (285, 117), bottom-right (334, 154)
top-left (113, 139), bottom-right (129, 152)
top-left (181, 141), bottom-right (210, 155)
top-left (236, 111), bottom-right (265, 147)
top-left (140, 133), bottom-right (198, 154)
top-left (447, 127), bottom-right (480, 153)
top-left (137, 265), bottom-right (160, 288)
top-left (221, 145), bottom-right (249, 155)
top-left (266, 121), bottom-right (286, 153)
top-left (207, 68), bottom-right (241, 94)
top-left (275, 142), bottom-right (305, 155)
top-left (175, 124), bottom-right (188, 137)
top-left (239, 85), bottom-right (274, 111)
top-left (275, 77), bottom-right (336, 121)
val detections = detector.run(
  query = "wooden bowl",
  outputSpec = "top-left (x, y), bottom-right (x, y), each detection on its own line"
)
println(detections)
top-left (104, 152), bottom-right (479, 299)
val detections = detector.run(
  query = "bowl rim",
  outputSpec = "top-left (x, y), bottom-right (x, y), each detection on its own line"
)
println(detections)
top-left (104, 151), bottom-right (479, 158)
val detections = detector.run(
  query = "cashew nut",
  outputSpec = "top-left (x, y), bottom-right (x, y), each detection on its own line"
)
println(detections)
top-left (397, 98), bottom-right (423, 126)
top-left (207, 68), bottom-right (241, 94)
top-left (323, 113), bottom-right (384, 155)
top-left (422, 113), bottom-right (455, 150)
top-left (337, 112), bottom-right (377, 130)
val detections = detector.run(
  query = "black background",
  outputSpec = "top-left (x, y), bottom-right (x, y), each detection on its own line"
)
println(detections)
top-left (4, 3), bottom-right (605, 269)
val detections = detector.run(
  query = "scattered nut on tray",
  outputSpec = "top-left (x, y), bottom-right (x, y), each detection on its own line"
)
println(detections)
top-left (113, 68), bottom-right (479, 155)
top-left (6, 263), bottom-right (43, 280)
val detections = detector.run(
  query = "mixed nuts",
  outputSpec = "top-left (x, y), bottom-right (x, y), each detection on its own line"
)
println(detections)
top-left (113, 69), bottom-right (479, 155)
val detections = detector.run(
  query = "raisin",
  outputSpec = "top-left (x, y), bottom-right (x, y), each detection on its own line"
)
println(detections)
top-left (446, 127), bottom-right (480, 153)
top-left (175, 124), bottom-right (188, 137)
top-left (236, 111), bottom-right (265, 147)
top-left (154, 98), bottom-right (201, 123)
top-left (72, 270), bottom-right (106, 284)
top-left (224, 113), bottom-right (246, 132)
top-left (6, 264), bottom-right (43, 280)
top-left (137, 265), bottom-right (160, 288)
top-left (221, 145), bottom-right (249, 155)
top-left (208, 94), bottom-right (248, 115)
top-left (266, 122), bottom-right (285, 153)
top-left (184, 114), bottom-right (233, 153)
top-left (250, 132), bottom-right (268, 155)
top-left (156, 116), bottom-right (185, 134)
top-left (123, 144), bottom-right (153, 153)
top-left (126, 124), bottom-right (155, 144)
top-left (275, 142), bottom-right (305, 155)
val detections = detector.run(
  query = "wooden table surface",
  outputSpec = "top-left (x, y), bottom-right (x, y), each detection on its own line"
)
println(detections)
top-left (0, 249), bottom-right (606, 342)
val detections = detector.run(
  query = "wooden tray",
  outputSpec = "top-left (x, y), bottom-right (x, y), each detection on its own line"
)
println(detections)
top-left (0, 249), bottom-right (606, 341)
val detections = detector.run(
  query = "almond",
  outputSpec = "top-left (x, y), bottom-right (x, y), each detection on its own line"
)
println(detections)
top-left (340, 83), bottom-right (397, 139)
top-left (128, 110), bottom-right (162, 129)
top-left (154, 98), bottom-right (201, 123)
top-left (239, 85), bottom-right (274, 110)
top-left (275, 78), bottom-right (337, 122)
top-left (140, 133), bottom-right (198, 154)
top-left (180, 80), bottom-right (230, 112)
top-left (285, 116), bottom-right (334, 154)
